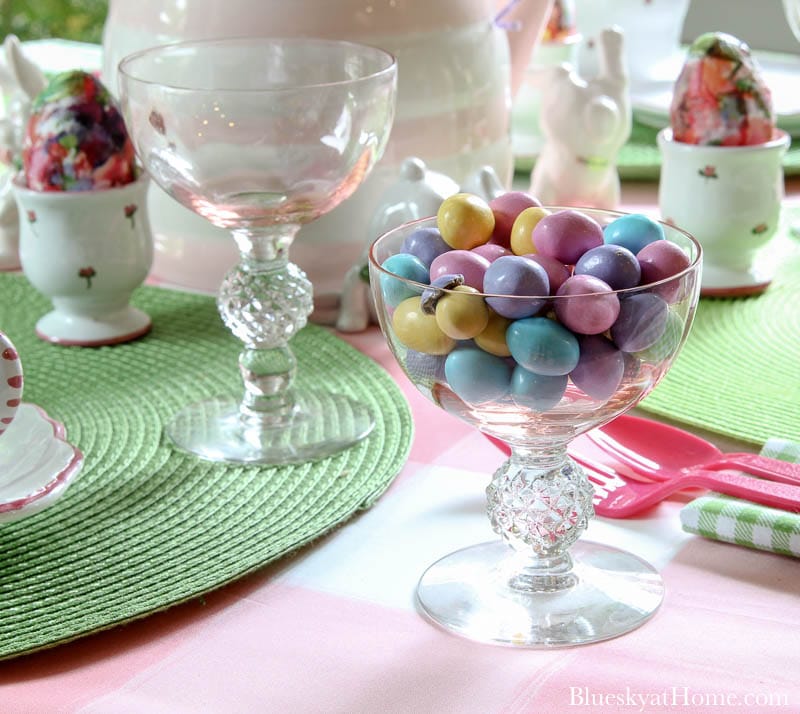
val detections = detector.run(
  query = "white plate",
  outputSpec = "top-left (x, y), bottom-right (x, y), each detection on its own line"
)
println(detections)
top-left (0, 403), bottom-right (83, 524)
top-left (631, 51), bottom-right (800, 137)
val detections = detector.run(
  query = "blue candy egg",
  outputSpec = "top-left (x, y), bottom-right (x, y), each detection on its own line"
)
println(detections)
top-left (444, 348), bottom-right (511, 404)
top-left (511, 366), bottom-right (567, 411)
top-left (604, 214), bottom-right (664, 255)
top-left (506, 317), bottom-right (580, 376)
top-left (380, 253), bottom-right (429, 308)
top-left (401, 226), bottom-right (452, 268)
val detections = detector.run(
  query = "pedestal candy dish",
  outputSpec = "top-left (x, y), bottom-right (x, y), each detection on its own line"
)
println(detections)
top-left (119, 37), bottom-right (397, 464)
top-left (369, 197), bottom-right (702, 647)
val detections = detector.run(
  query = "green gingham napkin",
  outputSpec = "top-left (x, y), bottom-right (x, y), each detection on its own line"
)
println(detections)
top-left (680, 440), bottom-right (800, 558)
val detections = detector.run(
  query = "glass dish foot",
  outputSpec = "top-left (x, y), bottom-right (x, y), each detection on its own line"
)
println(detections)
top-left (166, 393), bottom-right (374, 465)
top-left (416, 540), bottom-right (664, 648)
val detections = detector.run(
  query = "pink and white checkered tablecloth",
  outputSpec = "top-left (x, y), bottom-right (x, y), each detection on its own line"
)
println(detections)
top-left (1, 327), bottom-right (799, 714)
top-left (4, 183), bottom-right (800, 713)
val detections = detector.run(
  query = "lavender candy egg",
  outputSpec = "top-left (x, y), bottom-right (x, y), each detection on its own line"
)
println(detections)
top-left (483, 255), bottom-right (550, 319)
top-left (554, 275), bottom-right (620, 335)
top-left (532, 209), bottom-right (604, 264)
top-left (406, 348), bottom-right (447, 384)
top-left (444, 347), bottom-right (512, 404)
top-left (574, 244), bottom-right (641, 290)
top-left (604, 213), bottom-right (664, 255)
top-left (430, 249), bottom-right (491, 291)
top-left (610, 292), bottom-right (669, 352)
top-left (401, 226), bottom-right (452, 268)
top-left (380, 253), bottom-right (429, 308)
top-left (570, 335), bottom-right (625, 401)
top-left (511, 366), bottom-right (567, 411)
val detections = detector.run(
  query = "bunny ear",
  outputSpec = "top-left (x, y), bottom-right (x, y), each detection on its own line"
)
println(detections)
top-left (4, 34), bottom-right (47, 99)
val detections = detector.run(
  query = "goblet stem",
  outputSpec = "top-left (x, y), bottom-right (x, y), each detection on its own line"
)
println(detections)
top-left (165, 224), bottom-right (374, 464)
top-left (219, 226), bottom-right (311, 425)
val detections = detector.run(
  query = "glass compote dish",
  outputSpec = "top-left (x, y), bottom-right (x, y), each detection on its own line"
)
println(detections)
top-left (369, 206), bottom-right (702, 647)
top-left (118, 38), bottom-right (397, 464)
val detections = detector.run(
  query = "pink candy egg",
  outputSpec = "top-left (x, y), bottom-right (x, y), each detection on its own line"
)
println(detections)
top-left (488, 191), bottom-right (542, 248)
top-left (429, 249), bottom-right (491, 290)
top-left (555, 275), bottom-right (620, 335)
top-left (532, 209), bottom-right (604, 264)
top-left (471, 243), bottom-right (512, 262)
top-left (523, 254), bottom-right (572, 294)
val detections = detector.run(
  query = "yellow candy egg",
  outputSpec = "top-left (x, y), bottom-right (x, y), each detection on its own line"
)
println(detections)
top-left (437, 193), bottom-right (495, 250)
top-left (392, 297), bottom-right (456, 355)
top-left (510, 206), bottom-right (551, 256)
top-left (474, 309), bottom-right (513, 356)
top-left (435, 285), bottom-right (490, 340)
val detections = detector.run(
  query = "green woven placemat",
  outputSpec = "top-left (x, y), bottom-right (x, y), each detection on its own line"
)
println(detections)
top-left (0, 274), bottom-right (412, 660)
top-left (639, 208), bottom-right (800, 445)
top-left (515, 120), bottom-right (800, 179)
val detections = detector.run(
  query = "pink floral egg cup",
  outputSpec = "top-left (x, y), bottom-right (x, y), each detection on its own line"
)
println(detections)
top-left (0, 330), bottom-right (23, 437)
top-left (658, 128), bottom-right (790, 297)
top-left (13, 174), bottom-right (153, 346)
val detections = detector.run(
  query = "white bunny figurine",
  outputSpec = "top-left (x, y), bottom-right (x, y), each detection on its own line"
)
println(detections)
top-left (529, 27), bottom-right (631, 209)
top-left (0, 35), bottom-right (47, 270)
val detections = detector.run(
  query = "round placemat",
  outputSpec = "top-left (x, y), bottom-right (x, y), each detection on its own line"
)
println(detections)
top-left (0, 274), bottom-right (413, 660)
top-left (640, 209), bottom-right (800, 444)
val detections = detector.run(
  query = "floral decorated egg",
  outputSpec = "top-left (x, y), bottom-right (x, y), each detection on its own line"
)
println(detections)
top-left (23, 70), bottom-right (136, 191)
top-left (670, 32), bottom-right (775, 146)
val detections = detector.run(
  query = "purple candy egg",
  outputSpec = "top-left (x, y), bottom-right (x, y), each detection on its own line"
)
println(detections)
top-left (610, 292), bottom-right (669, 352)
top-left (401, 226), bottom-right (452, 268)
top-left (532, 209), bottom-right (604, 264)
top-left (430, 249), bottom-right (490, 290)
top-left (483, 255), bottom-right (550, 319)
top-left (554, 275), bottom-right (620, 335)
top-left (574, 244), bottom-right (641, 290)
top-left (570, 335), bottom-right (625, 401)
top-left (637, 240), bottom-right (691, 303)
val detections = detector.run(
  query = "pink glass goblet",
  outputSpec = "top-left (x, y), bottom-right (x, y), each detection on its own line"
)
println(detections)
top-left (369, 209), bottom-right (702, 647)
top-left (119, 38), bottom-right (397, 464)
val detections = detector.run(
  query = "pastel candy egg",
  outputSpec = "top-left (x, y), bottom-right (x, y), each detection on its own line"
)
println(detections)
top-left (506, 316), bottom-right (580, 376)
top-left (380, 253), bottom-right (429, 308)
top-left (511, 366), bottom-right (567, 411)
top-left (474, 310), bottom-right (512, 357)
top-left (406, 349), bottom-right (447, 384)
top-left (610, 292), bottom-right (669, 352)
top-left (437, 192), bottom-right (495, 250)
top-left (444, 348), bottom-right (512, 404)
top-left (392, 297), bottom-right (456, 355)
top-left (554, 275), bottom-right (620, 335)
top-left (523, 254), bottom-right (571, 294)
top-left (569, 335), bottom-right (625, 400)
top-left (489, 191), bottom-right (542, 248)
top-left (401, 226), bottom-right (452, 268)
top-left (471, 243), bottom-right (512, 262)
top-left (637, 240), bottom-right (691, 303)
top-left (435, 285), bottom-right (490, 340)
top-left (574, 244), bottom-right (641, 290)
top-left (603, 213), bottom-right (664, 254)
top-left (510, 206), bottom-right (550, 256)
top-left (430, 249), bottom-right (490, 290)
top-left (532, 209), bottom-right (604, 264)
top-left (483, 255), bottom-right (550, 319)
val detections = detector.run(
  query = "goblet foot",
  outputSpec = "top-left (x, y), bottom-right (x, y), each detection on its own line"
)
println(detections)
top-left (35, 306), bottom-right (151, 346)
top-left (165, 393), bottom-right (374, 465)
top-left (416, 540), bottom-right (664, 648)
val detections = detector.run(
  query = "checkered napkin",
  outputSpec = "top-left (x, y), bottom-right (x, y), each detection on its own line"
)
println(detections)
top-left (680, 440), bottom-right (800, 557)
